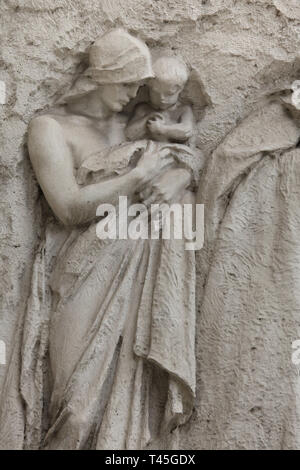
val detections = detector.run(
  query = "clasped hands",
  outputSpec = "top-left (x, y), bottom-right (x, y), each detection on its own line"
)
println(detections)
top-left (147, 113), bottom-right (192, 142)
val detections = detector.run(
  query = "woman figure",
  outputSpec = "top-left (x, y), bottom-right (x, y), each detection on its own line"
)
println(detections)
top-left (196, 90), bottom-right (300, 449)
top-left (0, 29), bottom-right (196, 450)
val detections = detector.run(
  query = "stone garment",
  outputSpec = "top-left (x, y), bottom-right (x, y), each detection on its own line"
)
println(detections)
top-left (195, 99), bottom-right (300, 449)
top-left (0, 141), bottom-right (197, 450)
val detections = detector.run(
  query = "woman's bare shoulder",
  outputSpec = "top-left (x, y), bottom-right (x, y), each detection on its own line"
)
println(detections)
top-left (29, 110), bottom-right (89, 143)
top-left (28, 114), bottom-right (69, 168)
top-left (29, 113), bottom-right (64, 135)
top-left (29, 105), bottom-right (89, 130)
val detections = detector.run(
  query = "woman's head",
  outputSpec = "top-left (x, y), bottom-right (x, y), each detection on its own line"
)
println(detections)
top-left (63, 29), bottom-right (154, 112)
top-left (85, 29), bottom-right (154, 112)
top-left (86, 29), bottom-right (153, 85)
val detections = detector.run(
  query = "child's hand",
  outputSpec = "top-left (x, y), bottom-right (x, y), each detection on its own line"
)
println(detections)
top-left (148, 112), bottom-right (165, 121)
top-left (147, 115), bottom-right (166, 137)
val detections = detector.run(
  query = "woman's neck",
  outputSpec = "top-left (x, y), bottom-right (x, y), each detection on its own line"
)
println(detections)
top-left (66, 90), bottom-right (112, 120)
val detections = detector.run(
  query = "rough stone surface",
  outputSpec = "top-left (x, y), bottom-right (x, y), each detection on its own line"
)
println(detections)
top-left (1, 0), bottom-right (300, 449)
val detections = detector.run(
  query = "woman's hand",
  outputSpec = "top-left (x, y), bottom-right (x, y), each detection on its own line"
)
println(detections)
top-left (134, 141), bottom-right (171, 186)
top-left (139, 168), bottom-right (192, 206)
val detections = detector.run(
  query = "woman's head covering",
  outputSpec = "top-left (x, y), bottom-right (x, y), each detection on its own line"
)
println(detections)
top-left (58, 29), bottom-right (153, 103)
top-left (85, 28), bottom-right (154, 84)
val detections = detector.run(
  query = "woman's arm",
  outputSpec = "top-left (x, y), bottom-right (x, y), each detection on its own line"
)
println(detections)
top-left (28, 116), bottom-right (156, 226)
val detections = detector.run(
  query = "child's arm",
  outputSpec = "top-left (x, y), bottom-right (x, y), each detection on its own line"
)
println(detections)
top-left (147, 105), bottom-right (195, 143)
top-left (164, 105), bottom-right (195, 142)
top-left (126, 103), bottom-right (154, 141)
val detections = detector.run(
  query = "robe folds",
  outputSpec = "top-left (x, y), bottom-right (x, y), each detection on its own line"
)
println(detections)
top-left (0, 141), bottom-right (197, 450)
top-left (196, 99), bottom-right (300, 449)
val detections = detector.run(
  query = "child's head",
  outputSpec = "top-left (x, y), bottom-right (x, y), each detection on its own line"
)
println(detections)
top-left (149, 57), bottom-right (189, 110)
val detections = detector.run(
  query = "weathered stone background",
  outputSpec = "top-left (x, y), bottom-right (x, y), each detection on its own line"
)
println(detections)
top-left (1, 0), bottom-right (300, 449)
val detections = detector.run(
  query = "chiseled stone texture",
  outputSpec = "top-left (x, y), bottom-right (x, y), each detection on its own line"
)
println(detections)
top-left (1, 0), bottom-right (300, 449)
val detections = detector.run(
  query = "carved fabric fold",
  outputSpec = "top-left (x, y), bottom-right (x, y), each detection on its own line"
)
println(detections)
top-left (0, 148), bottom-right (196, 450)
top-left (195, 99), bottom-right (300, 450)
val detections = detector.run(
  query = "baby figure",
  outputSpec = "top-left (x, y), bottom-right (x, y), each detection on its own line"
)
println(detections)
top-left (126, 56), bottom-right (195, 144)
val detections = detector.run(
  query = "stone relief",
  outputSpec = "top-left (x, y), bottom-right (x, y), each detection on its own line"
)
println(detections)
top-left (0, 29), bottom-right (202, 450)
top-left (195, 90), bottom-right (300, 450)
top-left (1, 5), bottom-right (300, 451)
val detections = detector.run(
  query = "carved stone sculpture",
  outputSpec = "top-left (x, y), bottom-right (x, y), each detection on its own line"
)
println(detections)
top-left (196, 91), bottom-right (300, 449)
top-left (3, 1), bottom-right (300, 451)
top-left (0, 29), bottom-right (199, 450)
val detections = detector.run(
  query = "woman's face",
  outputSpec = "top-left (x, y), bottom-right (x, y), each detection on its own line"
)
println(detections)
top-left (101, 83), bottom-right (140, 112)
